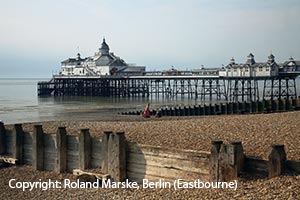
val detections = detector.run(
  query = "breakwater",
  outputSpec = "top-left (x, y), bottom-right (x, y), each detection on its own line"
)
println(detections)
top-left (121, 97), bottom-right (300, 116)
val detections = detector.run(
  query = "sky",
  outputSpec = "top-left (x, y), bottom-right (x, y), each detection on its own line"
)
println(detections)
top-left (0, 0), bottom-right (300, 78)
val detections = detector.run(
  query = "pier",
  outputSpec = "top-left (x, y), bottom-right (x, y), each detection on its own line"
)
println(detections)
top-left (38, 38), bottom-right (300, 102)
top-left (38, 73), bottom-right (299, 102)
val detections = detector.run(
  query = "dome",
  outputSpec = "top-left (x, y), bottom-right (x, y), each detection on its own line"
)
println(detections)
top-left (246, 53), bottom-right (255, 65)
top-left (230, 57), bottom-right (235, 64)
top-left (268, 54), bottom-right (275, 63)
top-left (247, 53), bottom-right (254, 58)
top-left (99, 38), bottom-right (110, 55)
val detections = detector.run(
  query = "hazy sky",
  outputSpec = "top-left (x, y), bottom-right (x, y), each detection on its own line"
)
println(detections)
top-left (0, 0), bottom-right (300, 78)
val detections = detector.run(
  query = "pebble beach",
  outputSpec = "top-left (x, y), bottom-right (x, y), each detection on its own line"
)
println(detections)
top-left (1, 111), bottom-right (300, 199)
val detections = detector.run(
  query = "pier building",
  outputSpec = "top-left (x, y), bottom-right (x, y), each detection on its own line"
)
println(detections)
top-left (61, 38), bottom-right (145, 76)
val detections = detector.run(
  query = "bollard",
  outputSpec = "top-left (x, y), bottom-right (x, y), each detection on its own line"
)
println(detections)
top-left (268, 144), bottom-right (286, 178)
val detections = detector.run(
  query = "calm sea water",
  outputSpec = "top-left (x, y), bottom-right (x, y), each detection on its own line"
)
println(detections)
top-left (0, 79), bottom-right (197, 124)
top-left (1, 78), bottom-right (300, 124)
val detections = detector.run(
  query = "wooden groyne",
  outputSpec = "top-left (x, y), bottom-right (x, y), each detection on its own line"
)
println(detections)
top-left (121, 97), bottom-right (300, 117)
top-left (0, 122), bottom-right (300, 182)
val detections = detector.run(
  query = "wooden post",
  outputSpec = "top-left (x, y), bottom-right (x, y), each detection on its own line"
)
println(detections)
top-left (227, 103), bottom-right (233, 114)
top-left (107, 132), bottom-right (127, 181)
top-left (190, 106), bottom-right (195, 116)
top-left (282, 98), bottom-right (286, 111)
top-left (218, 144), bottom-right (227, 181)
top-left (56, 127), bottom-right (67, 173)
top-left (171, 107), bottom-right (175, 116)
top-left (32, 125), bottom-right (44, 170)
top-left (231, 141), bottom-right (244, 175)
top-left (210, 140), bottom-right (223, 181)
top-left (101, 131), bottom-right (112, 174)
top-left (286, 98), bottom-right (291, 111)
top-left (195, 105), bottom-right (200, 115)
top-left (204, 104), bottom-right (209, 115)
top-left (12, 124), bottom-right (23, 165)
top-left (184, 106), bottom-right (189, 116)
top-left (107, 133), bottom-right (114, 176)
top-left (257, 100), bottom-right (263, 113)
top-left (209, 104), bottom-right (215, 115)
top-left (0, 122), bottom-right (6, 155)
top-left (233, 102), bottom-right (238, 114)
top-left (271, 99), bottom-right (276, 112)
top-left (199, 105), bottom-right (204, 115)
top-left (175, 107), bottom-right (179, 116)
top-left (113, 132), bottom-right (126, 181)
top-left (268, 144), bottom-right (286, 178)
top-left (218, 141), bottom-right (244, 181)
top-left (79, 129), bottom-right (91, 170)
top-left (223, 103), bottom-right (228, 114)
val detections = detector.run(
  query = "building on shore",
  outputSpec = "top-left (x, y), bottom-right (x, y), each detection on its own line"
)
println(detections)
top-left (60, 38), bottom-right (145, 76)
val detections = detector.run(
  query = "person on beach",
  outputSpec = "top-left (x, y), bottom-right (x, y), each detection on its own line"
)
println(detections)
top-left (142, 103), bottom-right (151, 118)
top-left (155, 108), bottom-right (162, 118)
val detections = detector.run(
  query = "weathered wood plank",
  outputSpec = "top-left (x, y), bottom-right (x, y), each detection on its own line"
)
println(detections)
top-left (127, 162), bottom-right (209, 178)
top-left (127, 142), bottom-right (210, 160)
top-left (67, 134), bottom-right (79, 172)
top-left (91, 138), bottom-right (103, 168)
top-left (128, 152), bottom-right (209, 173)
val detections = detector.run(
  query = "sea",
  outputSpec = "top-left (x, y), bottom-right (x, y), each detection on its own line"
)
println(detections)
top-left (0, 78), bottom-right (197, 124)
top-left (1, 78), bottom-right (300, 124)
